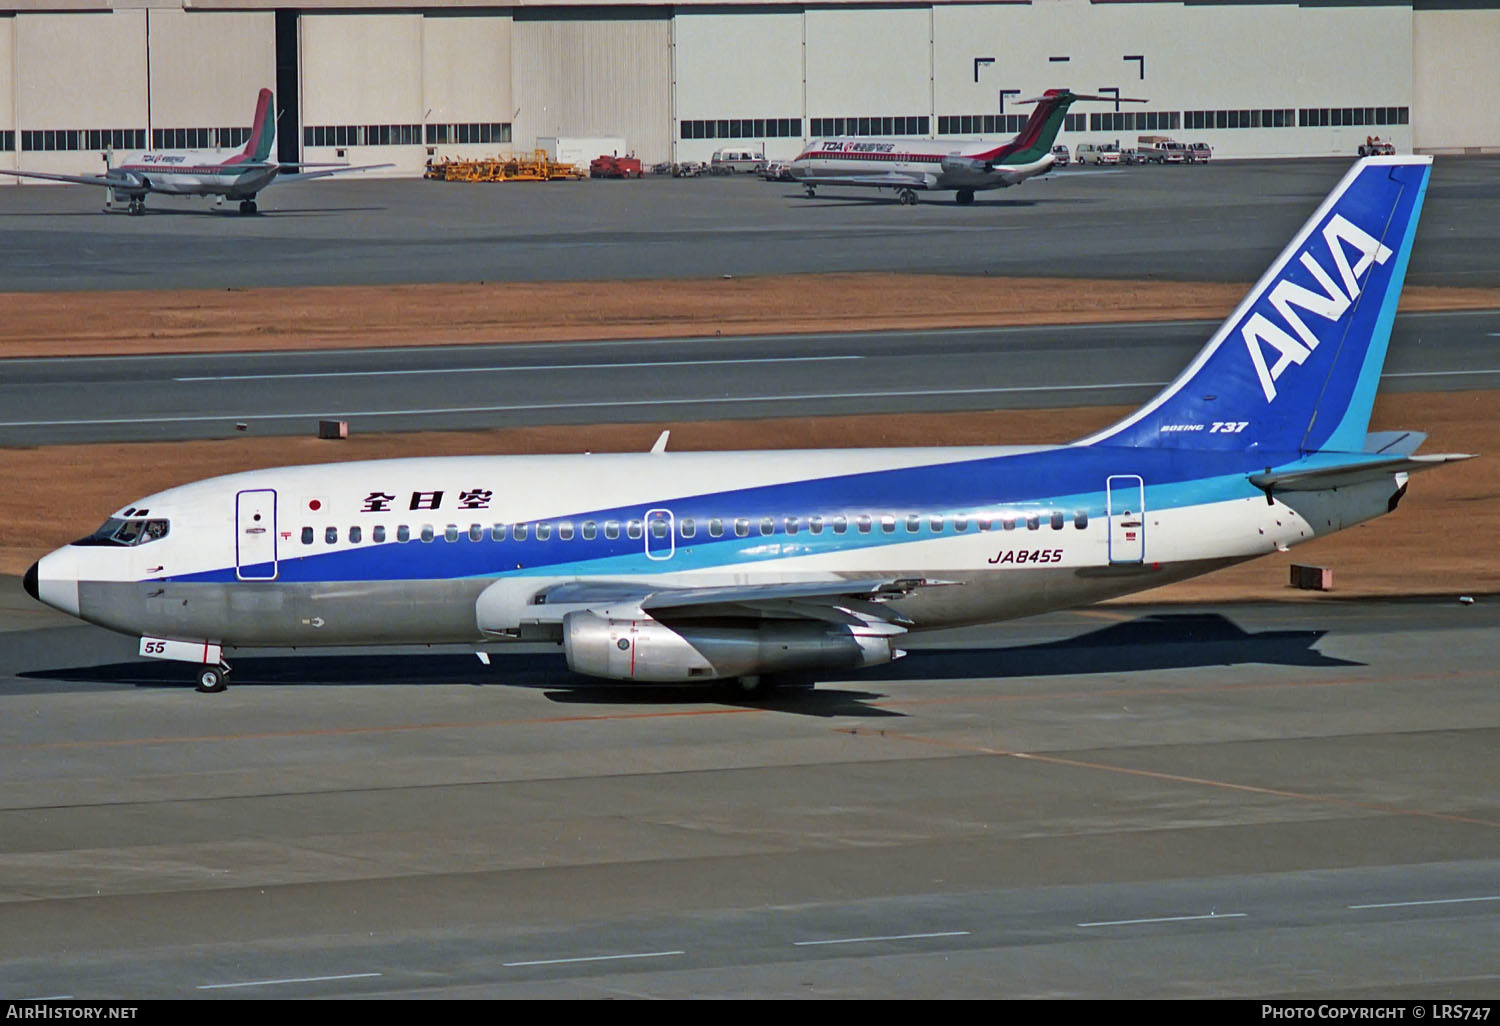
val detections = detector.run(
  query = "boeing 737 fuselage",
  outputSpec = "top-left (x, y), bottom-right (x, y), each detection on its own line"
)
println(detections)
top-left (24, 157), bottom-right (1467, 693)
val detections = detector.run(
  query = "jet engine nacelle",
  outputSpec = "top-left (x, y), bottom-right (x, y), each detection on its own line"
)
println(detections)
top-left (939, 155), bottom-right (988, 180)
top-left (562, 610), bottom-right (902, 682)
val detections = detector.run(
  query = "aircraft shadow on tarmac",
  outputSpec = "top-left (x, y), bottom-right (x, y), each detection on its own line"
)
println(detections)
top-left (15, 613), bottom-right (1359, 718)
top-left (791, 193), bottom-right (1043, 208)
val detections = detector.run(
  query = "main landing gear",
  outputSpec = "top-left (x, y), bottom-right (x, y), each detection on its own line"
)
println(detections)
top-left (238, 198), bottom-right (259, 215)
top-left (955, 189), bottom-right (976, 205)
top-left (804, 184), bottom-right (817, 198)
top-left (126, 197), bottom-right (147, 216)
top-left (196, 660), bottom-right (233, 693)
top-left (897, 187), bottom-right (919, 206)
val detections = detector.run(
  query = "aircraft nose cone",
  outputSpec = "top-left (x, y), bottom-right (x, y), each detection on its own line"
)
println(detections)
top-left (22, 561), bottom-right (39, 601)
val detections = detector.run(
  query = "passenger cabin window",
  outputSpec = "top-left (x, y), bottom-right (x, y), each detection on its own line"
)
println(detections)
top-left (558, 522), bottom-right (575, 541)
top-left (1026, 514), bottom-right (1041, 531)
top-left (535, 523), bottom-right (551, 541)
top-left (708, 519), bottom-right (723, 538)
top-left (680, 519), bottom-right (695, 539)
top-left (350, 526), bottom-right (362, 544)
top-left (397, 525), bottom-right (410, 542)
top-left (373, 526), bottom-right (387, 543)
top-left (605, 521), bottom-right (619, 540)
top-left (734, 519), bottom-right (749, 538)
top-left (906, 514), bottom-right (921, 533)
top-left (856, 515), bottom-right (871, 534)
top-left (582, 521), bottom-right (597, 540)
top-left (325, 527), bottom-right (338, 544)
top-left (514, 523), bottom-right (529, 541)
top-left (809, 516), bottom-right (824, 534)
top-left (469, 524), bottom-right (483, 542)
top-left (1074, 510), bottom-right (1089, 529)
top-left (491, 524), bottom-right (506, 542)
top-left (832, 516), bottom-right (847, 534)
top-left (759, 517), bottom-right (774, 536)
top-left (1051, 512), bottom-right (1066, 531)
top-left (626, 520), bottom-right (643, 540)
top-left (784, 517), bottom-right (799, 535)
top-left (301, 526), bottom-right (314, 545)
top-left (421, 525), bottom-right (435, 543)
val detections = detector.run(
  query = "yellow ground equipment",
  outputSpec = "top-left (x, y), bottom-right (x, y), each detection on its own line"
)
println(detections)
top-left (424, 150), bottom-right (584, 182)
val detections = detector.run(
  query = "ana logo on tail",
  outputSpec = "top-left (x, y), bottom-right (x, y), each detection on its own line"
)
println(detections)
top-left (1245, 213), bottom-right (1393, 403)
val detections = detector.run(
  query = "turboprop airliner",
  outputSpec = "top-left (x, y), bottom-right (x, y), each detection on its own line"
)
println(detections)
top-left (24, 156), bottom-right (1468, 693)
top-left (0, 89), bottom-right (388, 215)
top-left (789, 88), bottom-right (1137, 205)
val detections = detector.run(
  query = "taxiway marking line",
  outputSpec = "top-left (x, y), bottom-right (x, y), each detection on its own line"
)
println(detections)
top-left (197, 972), bottom-right (382, 990)
top-left (837, 726), bottom-right (1500, 831)
top-left (1348, 895), bottom-right (1500, 910)
top-left (793, 931), bottom-right (970, 946)
top-left (1078, 913), bottom-right (1246, 928)
top-left (172, 355), bottom-right (861, 382)
top-left (503, 950), bottom-right (684, 967)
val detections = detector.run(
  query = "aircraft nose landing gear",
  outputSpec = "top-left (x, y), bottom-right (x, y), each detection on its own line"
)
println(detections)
top-left (126, 197), bottom-right (146, 216)
top-left (196, 661), bottom-right (232, 693)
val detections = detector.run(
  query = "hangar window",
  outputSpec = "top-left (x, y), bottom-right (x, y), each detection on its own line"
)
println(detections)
top-left (0, 132), bottom-right (13, 152)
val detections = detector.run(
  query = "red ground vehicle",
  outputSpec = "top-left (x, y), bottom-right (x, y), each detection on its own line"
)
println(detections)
top-left (589, 154), bottom-right (643, 178)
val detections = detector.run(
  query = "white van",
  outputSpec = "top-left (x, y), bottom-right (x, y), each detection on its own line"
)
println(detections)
top-left (710, 147), bottom-right (767, 173)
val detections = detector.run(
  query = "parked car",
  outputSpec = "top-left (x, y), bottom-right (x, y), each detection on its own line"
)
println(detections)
top-left (1050, 144), bottom-right (1070, 167)
top-left (1073, 142), bottom-right (1096, 164)
top-left (1094, 143), bottom-right (1122, 166)
top-left (1187, 142), bottom-right (1213, 163)
top-left (1119, 147), bottom-right (1146, 165)
top-left (761, 160), bottom-right (794, 181)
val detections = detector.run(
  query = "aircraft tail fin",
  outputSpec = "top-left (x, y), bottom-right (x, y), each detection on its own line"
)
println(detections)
top-left (241, 88), bottom-right (276, 163)
top-left (983, 89), bottom-right (1144, 165)
top-left (1077, 155), bottom-right (1432, 457)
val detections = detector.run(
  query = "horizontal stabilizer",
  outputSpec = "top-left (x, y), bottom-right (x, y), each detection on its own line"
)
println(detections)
top-left (1249, 452), bottom-right (1472, 492)
top-left (1363, 430), bottom-right (1427, 455)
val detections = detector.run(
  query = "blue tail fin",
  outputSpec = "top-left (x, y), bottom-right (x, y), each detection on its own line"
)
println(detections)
top-left (1080, 156), bottom-right (1431, 457)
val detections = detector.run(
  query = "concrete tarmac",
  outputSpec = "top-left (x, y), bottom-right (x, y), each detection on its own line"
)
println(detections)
top-left (1, 573), bottom-right (1497, 999)
top-left (1, 156), bottom-right (1497, 291)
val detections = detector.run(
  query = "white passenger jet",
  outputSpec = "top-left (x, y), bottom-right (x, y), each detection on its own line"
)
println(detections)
top-left (790, 88), bottom-right (1135, 205)
top-left (25, 156), bottom-right (1467, 693)
top-left (0, 89), bottom-right (387, 215)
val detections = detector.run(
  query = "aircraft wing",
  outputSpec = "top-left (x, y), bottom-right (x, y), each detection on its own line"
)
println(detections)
top-left (1249, 453), bottom-right (1473, 492)
top-left (538, 576), bottom-right (955, 626)
top-left (796, 171), bottom-right (936, 190)
top-left (274, 163), bottom-right (394, 182)
top-left (0, 168), bottom-right (130, 189)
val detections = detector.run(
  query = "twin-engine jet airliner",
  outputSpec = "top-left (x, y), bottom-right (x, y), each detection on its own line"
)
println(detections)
top-left (789, 88), bottom-right (1135, 205)
top-left (25, 156), bottom-right (1467, 693)
top-left (0, 89), bottom-right (388, 215)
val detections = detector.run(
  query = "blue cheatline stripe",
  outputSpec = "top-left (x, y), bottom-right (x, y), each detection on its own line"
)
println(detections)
top-left (182, 452), bottom-right (1300, 584)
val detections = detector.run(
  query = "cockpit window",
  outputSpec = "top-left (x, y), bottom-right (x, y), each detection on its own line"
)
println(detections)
top-left (72, 517), bottom-right (170, 547)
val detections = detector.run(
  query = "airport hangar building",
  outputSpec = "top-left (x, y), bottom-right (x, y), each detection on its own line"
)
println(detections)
top-left (0, 0), bottom-right (1495, 181)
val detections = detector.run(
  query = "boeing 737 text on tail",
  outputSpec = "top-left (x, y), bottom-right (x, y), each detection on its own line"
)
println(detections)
top-left (789, 88), bottom-right (1137, 205)
top-left (25, 156), bottom-right (1468, 693)
top-left (0, 89), bottom-right (388, 215)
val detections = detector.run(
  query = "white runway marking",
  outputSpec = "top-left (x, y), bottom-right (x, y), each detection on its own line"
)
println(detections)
top-left (502, 950), bottom-right (685, 967)
top-left (197, 971), bottom-right (383, 990)
top-left (1348, 895), bottom-right (1500, 910)
top-left (1078, 912), bottom-right (1246, 928)
top-left (172, 355), bottom-right (861, 382)
top-left (793, 930), bottom-right (970, 946)
top-left (0, 381), bottom-right (1167, 429)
